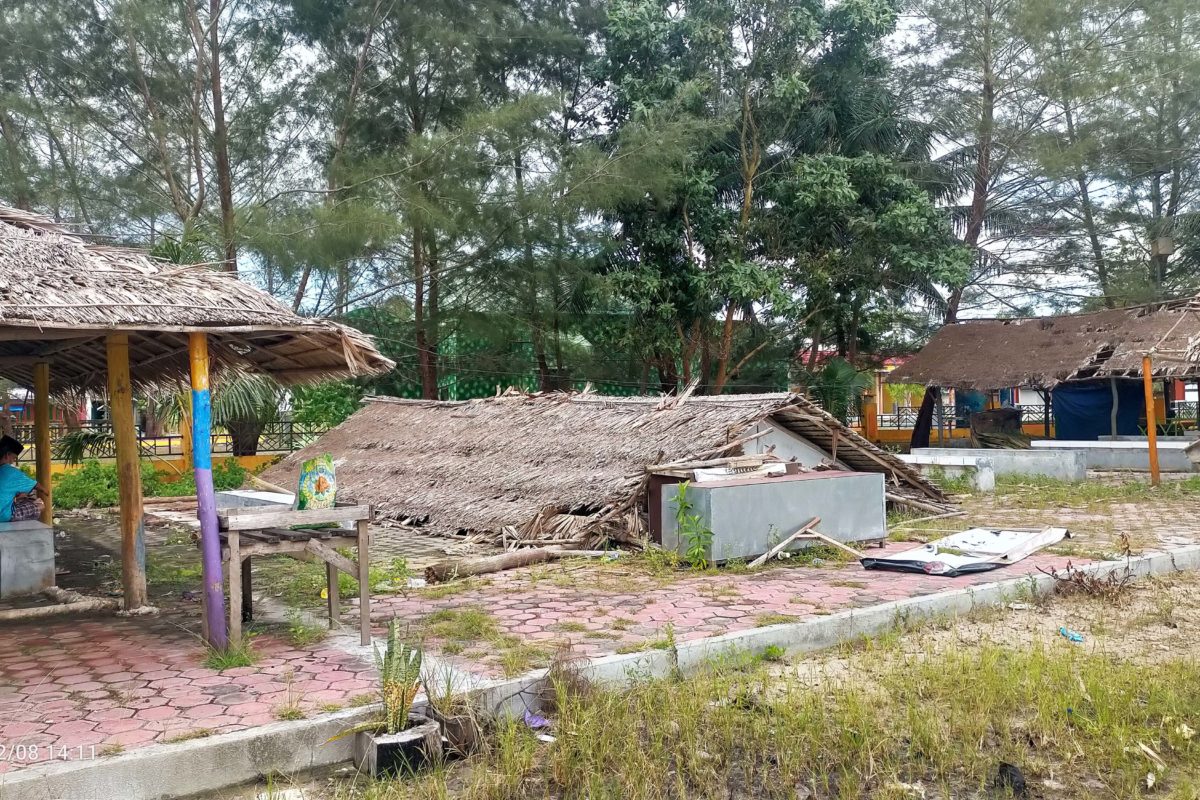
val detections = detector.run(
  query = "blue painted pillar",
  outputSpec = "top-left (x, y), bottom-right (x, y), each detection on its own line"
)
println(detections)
top-left (189, 332), bottom-right (227, 648)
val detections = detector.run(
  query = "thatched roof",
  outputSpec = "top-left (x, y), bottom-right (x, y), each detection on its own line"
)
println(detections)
top-left (888, 300), bottom-right (1200, 391)
top-left (264, 391), bottom-right (946, 545)
top-left (0, 206), bottom-right (393, 391)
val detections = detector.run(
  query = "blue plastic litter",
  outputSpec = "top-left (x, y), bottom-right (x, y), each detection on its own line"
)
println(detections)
top-left (1059, 627), bottom-right (1084, 643)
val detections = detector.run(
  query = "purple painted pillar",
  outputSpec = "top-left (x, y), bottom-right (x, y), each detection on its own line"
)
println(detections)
top-left (190, 333), bottom-right (227, 648)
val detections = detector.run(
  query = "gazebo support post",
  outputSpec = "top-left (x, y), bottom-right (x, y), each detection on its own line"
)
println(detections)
top-left (33, 361), bottom-right (52, 525)
top-left (106, 334), bottom-right (147, 609)
top-left (190, 333), bottom-right (228, 648)
top-left (1143, 355), bottom-right (1160, 486)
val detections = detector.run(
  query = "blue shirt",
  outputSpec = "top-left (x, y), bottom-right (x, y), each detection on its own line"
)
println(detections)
top-left (0, 464), bottom-right (37, 522)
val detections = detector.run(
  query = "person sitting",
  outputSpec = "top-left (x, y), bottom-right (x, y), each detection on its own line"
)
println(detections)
top-left (0, 435), bottom-right (47, 522)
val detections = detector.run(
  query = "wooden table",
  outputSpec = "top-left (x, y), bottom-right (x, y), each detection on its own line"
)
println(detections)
top-left (214, 504), bottom-right (372, 646)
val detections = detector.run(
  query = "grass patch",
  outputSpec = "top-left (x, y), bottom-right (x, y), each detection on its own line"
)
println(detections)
top-left (996, 472), bottom-right (1200, 507)
top-left (274, 704), bottom-right (305, 721)
top-left (202, 640), bottom-right (257, 671)
top-left (610, 617), bottom-right (635, 631)
top-left (317, 702), bottom-right (344, 713)
top-left (418, 577), bottom-right (491, 600)
top-left (755, 613), bottom-right (799, 627)
top-left (348, 693), bottom-right (377, 708)
top-left (164, 728), bottom-right (213, 744)
top-left (425, 606), bottom-right (500, 642)
top-left (286, 610), bottom-right (328, 648)
top-left (498, 642), bottom-right (554, 677)
top-left (352, 641), bottom-right (1200, 799)
top-left (552, 621), bottom-right (589, 633)
top-left (97, 744), bottom-right (124, 757)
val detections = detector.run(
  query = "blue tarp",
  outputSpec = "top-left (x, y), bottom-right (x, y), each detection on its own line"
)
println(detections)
top-left (1051, 380), bottom-right (1143, 441)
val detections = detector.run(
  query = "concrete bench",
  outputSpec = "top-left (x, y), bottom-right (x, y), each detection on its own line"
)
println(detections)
top-left (911, 447), bottom-right (1087, 482)
top-left (898, 453), bottom-right (996, 492)
top-left (0, 520), bottom-right (55, 599)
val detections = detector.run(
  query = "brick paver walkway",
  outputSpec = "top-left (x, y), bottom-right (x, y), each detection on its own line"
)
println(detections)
top-left (0, 615), bottom-right (374, 774)
top-left (370, 543), bottom-right (1084, 676)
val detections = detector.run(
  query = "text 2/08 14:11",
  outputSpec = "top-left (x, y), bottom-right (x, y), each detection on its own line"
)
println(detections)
top-left (0, 743), bottom-right (97, 762)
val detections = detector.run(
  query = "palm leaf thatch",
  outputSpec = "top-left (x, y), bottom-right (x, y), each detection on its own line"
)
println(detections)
top-left (0, 206), bottom-right (393, 392)
top-left (264, 390), bottom-right (947, 548)
top-left (889, 298), bottom-right (1200, 391)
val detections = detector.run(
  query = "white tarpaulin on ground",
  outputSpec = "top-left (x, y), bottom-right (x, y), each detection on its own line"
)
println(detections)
top-left (861, 526), bottom-right (1069, 577)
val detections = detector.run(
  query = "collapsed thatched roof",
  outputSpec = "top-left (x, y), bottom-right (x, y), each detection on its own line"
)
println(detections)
top-left (0, 205), bottom-right (394, 391)
top-left (264, 391), bottom-right (946, 544)
top-left (888, 300), bottom-right (1200, 391)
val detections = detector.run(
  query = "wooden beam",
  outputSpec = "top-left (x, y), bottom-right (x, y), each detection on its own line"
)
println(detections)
top-left (304, 537), bottom-right (359, 577)
top-left (33, 362), bottom-right (52, 526)
top-left (106, 333), bottom-right (147, 609)
top-left (1144, 354), bottom-right (1161, 486)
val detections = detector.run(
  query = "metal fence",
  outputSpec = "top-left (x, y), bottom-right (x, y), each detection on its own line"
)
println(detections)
top-left (874, 405), bottom-right (1049, 430)
top-left (16, 420), bottom-right (326, 462)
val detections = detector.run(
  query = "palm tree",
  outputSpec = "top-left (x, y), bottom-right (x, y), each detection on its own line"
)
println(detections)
top-left (801, 358), bottom-right (873, 425)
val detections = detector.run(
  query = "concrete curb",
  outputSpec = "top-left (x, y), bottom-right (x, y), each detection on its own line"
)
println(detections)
top-left (6, 544), bottom-right (1200, 800)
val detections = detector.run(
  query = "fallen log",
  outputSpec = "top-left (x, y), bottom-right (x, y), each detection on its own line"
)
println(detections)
top-left (0, 588), bottom-right (117, 621)
top-left (424, 547), bottom-right (612, 583)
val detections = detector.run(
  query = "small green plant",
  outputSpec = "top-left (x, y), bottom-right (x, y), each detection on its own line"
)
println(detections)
top-left (755, 613), bottom-right (799, 627)
top-left (286, 610), bottom-right (328, 648)
top-left (332, 620), bottom-right (423, 739)
top-left (275, 704), bottom-right (305, 721)
top-left (203, 639), bottom-right (257, 670)
top-left (760, 644), bottom-right (786, 662)
top-left (674, 482), bottom-right (714, 570)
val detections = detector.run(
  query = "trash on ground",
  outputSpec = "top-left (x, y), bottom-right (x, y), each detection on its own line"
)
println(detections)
top-left (523, 710), bottom-right (551, 730)
top-left (995, 762), bottom-right (1027, 795)
top-left (1058, 627), bottom-right (1084, 643)
top-left (861, 526), bottom-right (1069, 577)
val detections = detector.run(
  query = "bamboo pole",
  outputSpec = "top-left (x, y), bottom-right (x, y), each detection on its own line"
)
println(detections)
top-left (32, 361), bottom-right (52, 525)
top-left (190, 333), bottom-right (228, 648)
top-left (106, 334), bottom-right (147, 609)
top-left (1143, 354), bottom-right (1160, 486)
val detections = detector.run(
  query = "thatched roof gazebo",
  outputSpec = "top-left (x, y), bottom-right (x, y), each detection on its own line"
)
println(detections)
top-left (0, 205), bottom-right (393, 646)
top-left (265, 391), bottom-right (947, 547)
top-left (887, 300), bottom-right (1200, 391)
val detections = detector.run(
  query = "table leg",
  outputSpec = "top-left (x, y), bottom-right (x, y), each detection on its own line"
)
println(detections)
top-left (241, 555), bottom-right (253, 623)
top-left (326, 561), bottom-right (339, 630)
top-left (227, 532), bottom-right (242, 647)
top-left (357, 519), bottom-right (370, 646)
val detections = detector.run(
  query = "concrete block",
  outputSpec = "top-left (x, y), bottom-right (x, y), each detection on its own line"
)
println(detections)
top-left (0, 523), bottom-right (54, 599)
top-left (660, 471), bottom-right (886, 562)
top-left (1032, 440), bottom-right (1198, 472)
top-left (898, 453), bottom-right (996, 492)
top-left (912, 447), bottom-right (1087, 482)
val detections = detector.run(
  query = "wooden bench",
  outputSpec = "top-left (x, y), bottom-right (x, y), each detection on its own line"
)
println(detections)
top-left (0, 520), bottom-right (55, 599)
top-left (213, 505), bottom-right (372, 645)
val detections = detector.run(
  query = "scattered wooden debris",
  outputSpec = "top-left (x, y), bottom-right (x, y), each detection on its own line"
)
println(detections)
top-left (424, 547), bottom-right (613, 583)
top-left (1038, 561), bottom-right (1134, 602)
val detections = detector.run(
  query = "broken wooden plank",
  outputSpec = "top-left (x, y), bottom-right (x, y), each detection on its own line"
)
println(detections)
top-left (748, 517), bottom-right (821, 568)
top-left (219, 504), bottom-right (370, 531)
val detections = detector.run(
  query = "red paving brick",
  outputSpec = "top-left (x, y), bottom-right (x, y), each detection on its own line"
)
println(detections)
top-left (0, 613), bottom-right (376, 773)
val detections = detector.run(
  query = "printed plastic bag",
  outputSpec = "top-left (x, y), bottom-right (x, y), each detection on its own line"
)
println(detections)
top-left (297, 453), bottom-right (337, 510)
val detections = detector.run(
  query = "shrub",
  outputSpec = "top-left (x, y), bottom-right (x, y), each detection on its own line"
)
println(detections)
top-left (52, 459), bottom-right (248, 509)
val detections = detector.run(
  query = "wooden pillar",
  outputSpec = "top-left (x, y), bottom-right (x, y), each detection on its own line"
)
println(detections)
top-left (1042, 389), bottom-right (1051, 438)
top-left (1143, 355), bottom-right (1160, 486)
top-left (179, 391), bottom-right (193, 466)
top-left (1110, 377), bottom-right (1119, 438)
top-left (190, 333), bottom-right (228, 648)
top-left (106, 334), bottom-right (147, 609)
top-left (861, 390), bottom-right (879, 442)
top-left (33, 362), bottom-right (52, 526)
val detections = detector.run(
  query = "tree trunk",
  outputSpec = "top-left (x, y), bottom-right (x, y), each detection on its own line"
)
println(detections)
top-left (711, 305), bottom-right (737, 393)
top-left (422, 235), bottom-right (440, 398)
top-left (948, 0), bottom-right (996, 324)
top-left (227, 420), bottom-right (264, 457)
top-left (0, 106), bottom-right (33, 210)
top-left (208, 0), bottom-right (237, 272)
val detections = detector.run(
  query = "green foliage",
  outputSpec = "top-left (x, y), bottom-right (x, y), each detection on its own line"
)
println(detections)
top-left (800, 357), bottom-right (873, 424)
top-left (203, 639), bottom-right (257, 671)
top-left (291, 382), bottom-right (364, 429)
top-left (52, 460), bottom-right (246, 509)
top-left (673, 481), bottom-right (713, 570)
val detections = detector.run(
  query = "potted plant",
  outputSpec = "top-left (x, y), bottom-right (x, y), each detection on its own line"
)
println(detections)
top-left (332, 620), bottom-right (441, 776)
top-left (424, 668), bottom-right (483, 757)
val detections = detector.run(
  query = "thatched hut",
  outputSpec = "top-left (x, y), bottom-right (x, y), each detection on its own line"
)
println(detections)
top-left (0, 206), bottom-right (392, 391)
top-left (887, 300), bottom-right (1200, 441)
top-left (0, 204), bottom-right (392, 632)
top-left (887, 300), bottom-right (1200, 392)
top-left (264, 391), bottom-right (947, 547)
